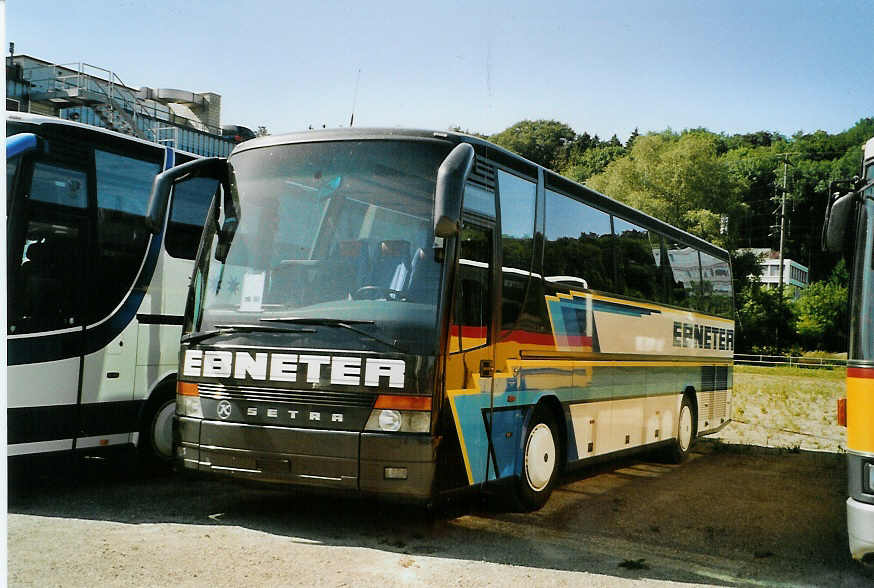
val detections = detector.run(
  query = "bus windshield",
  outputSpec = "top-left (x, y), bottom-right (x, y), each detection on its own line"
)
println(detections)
top-left (191, 139), bottom-right (452, 355)
top-left (849, 161), bottom-right (874, 362)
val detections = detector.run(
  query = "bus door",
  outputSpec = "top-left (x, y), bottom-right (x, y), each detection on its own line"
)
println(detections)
top-left (77, 147), bottom-right (163, 450)
top-left (448, 214), bottom-right (499, 487)
top-left (7, 150), bottom-right (89, 456)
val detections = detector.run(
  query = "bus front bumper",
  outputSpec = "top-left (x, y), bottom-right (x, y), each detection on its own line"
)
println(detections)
top-left (175, 416), bottom-right (436, 502)
top-left (848, 497), bottom-right (874, 561)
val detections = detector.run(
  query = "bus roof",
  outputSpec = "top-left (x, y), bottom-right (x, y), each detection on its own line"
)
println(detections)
top-left (5, 111), bottom-right (201, 159)
top-left (232, 127), bottom-right (729, 258)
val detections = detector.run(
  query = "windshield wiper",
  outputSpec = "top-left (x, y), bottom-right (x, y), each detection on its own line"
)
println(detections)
top-left (259, 317), bottom-right (403, 352)
top-left (181, 323), bottom-right (316, 344)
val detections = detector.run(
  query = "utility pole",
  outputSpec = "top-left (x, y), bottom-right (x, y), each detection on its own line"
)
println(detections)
top-left (772, 152), bottom-right (798, 351)
top-left (778, 155), bottom-right (788, 298)
top-left (773, 152), bottom-right (799, 298)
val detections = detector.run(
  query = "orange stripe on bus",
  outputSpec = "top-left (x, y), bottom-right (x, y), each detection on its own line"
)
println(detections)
top-left (177, 381), bottom-right (199, 396)
top-left (374, 395), bottom-right (432, 411)
top-left (848, 367), bottom-right (874, 379)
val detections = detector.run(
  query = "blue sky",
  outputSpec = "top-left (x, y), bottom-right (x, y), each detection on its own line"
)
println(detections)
top-left (7, 0), bottom-right (873, 140)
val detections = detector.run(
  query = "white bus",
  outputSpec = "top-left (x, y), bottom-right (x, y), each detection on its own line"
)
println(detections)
top-left (6, 112), bottom-right (220, 462)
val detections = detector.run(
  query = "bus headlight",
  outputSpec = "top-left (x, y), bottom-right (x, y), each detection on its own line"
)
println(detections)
top-left (177, 395), bottom-right (203, 418)
top-left (176, 381), bottom-right (202, 418)
top-left (365, 395), bottom-right (431, 433)
top-left (377, 410), bottom-right (402, 432)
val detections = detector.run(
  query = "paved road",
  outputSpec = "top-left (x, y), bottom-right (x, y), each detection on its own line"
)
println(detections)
top-left (7, 441), bottom-right (871, 586)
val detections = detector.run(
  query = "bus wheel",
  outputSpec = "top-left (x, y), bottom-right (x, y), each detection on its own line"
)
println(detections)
top-left (516, 405), bottom-right (560, 511)
top-left (667, 395), bottom-right (696, 463)
top-left (141, 389), bottom-right (176, 464)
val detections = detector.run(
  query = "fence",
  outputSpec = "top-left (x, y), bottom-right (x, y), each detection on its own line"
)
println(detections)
top-left (734, 353), bottom-right (847, 369)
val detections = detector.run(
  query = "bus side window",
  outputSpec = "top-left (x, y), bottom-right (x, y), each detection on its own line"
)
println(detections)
top-left (91, 150), bottom-right (161, 323)
top-left (544, 189), bottom-right (613, 291)
top-left (9, 163), bottom-right (88, 334)
top-left (613, 217), bottom-right (663, 302)
top-left (453, 223), bottom-right (493, 352)
top-left (497, 170), bottom-right (536, 330)
top-left (699, 251), bottom-right (733, 317)
top-left (165, 177), bottom-right (220, 260)
top-left (664, 241), bottom-right (700, 309)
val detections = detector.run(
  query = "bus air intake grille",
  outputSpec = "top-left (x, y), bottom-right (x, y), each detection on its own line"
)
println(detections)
top-left (713, 389), bottom-right (728, 420)
top-left (468, 158), bottom-right (496, 191)
top-left (197, 383), bottom-right (377, 408)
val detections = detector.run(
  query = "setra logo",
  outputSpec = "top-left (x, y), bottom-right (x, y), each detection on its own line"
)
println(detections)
top-left (216, 400), bottom-right (232, 420)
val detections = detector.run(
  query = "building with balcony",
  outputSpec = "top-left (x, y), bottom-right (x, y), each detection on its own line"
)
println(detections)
top-left (745, 248), bottom-right (809, 299)
top-left (6, 54), bottom-right (254, 157)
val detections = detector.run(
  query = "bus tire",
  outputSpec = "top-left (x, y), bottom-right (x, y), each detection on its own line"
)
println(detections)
top-left (140, 386), bottom-right (176, 464)
top-left (516, 405), bottom-right (561, 511)
top-left (667, 395), bottom-right (696, 463)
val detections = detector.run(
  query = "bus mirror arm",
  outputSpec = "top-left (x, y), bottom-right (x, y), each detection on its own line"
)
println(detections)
top-left (145, 157), bottom-right (228, 234)
top-left (215, 215), bottom-right (238, 263)
top-left (433, 143), bottom-right (475, 238)
top-left (214, 171), bottom-right (241, 262)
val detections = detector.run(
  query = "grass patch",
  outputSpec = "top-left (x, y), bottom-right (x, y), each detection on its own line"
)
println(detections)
top-left (714, 366), bottom-right (847, 452)
top-left (735, 365), bottom-right (846, 381)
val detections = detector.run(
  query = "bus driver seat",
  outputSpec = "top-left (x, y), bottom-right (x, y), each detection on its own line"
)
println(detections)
top-left (372, 240), bottom-right (411, 293)
top-left (18, 240), bottom-right (64, 329)
top-left (405, 247), bottom-right (440, 303)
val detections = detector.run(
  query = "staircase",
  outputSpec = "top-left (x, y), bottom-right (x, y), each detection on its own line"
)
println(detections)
top-left (92, 102), bottom-right (141, 137)
top-left (24, 61), bottom-right (148, 138)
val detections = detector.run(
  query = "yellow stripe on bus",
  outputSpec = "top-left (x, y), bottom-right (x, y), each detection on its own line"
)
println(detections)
top-left (445, 358), bottom-right (733, 485)
top-left (847, 376), bottom-right (874, 453)
top-left (447, 381), bottom-right (484, 485)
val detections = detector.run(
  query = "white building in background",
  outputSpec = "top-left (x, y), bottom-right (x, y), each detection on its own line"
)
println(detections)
top-left (745, 248), bottom-right (809, 299)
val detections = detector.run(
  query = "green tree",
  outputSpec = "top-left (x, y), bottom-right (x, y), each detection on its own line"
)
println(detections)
top-left (792, 261), bottom-right (849, 351)
top-left (720, 144), bottom-right (784, 250)
top-left (793, 281), bottom-right (848, 351)
top-left (735, 284), bottom-right (794, 353)
top-left (730, 249), bottom-right (762, 300)
top-left (586, 131), bottom-right (747, 247)
top-left (561, 145), bottom-right (626, 184)
top-left (625, 127), bottom-right (640, 149)
top-left (489, 120), bottom-right (576, 169)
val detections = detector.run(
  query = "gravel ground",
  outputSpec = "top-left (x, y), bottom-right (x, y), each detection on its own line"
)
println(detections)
top-left (7, 440), bottom-right (871, 587)
top-left (8, 515), bottom-right (684, 588)
top-left (713, 370), bottom-right (846, 452)
top-left (8, 368), bottom-right (869, 586)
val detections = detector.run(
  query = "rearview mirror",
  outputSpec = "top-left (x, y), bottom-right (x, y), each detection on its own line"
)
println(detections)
top-left (146, 157), bottom-right (228, 233)
top-left (433, 143), bottom-right (475, 238)
top-left (6, 133), bottom-right (41, 159)
top-left (823, 192), bottom-right (855, 253)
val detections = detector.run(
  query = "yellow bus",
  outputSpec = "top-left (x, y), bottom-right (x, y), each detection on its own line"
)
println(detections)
top-left (824, 136), bottom-right (874, 562)
top-left (152, 129), bottom-right (734, 508)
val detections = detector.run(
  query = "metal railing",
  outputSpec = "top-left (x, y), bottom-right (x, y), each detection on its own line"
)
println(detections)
top-left (734, 353), bottom-right (847, 369)
top-left (150, 125), bottom-right (179, 148)
top-left (19, 61), bottom-right (224, 137)
top-left (22, 62), bottom-right (148, 135)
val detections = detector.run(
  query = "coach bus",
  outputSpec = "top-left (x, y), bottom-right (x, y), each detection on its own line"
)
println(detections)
top-left (158, 129), bottom-right (734, 508)
top-left (824, 136), bottom-right (874, 562)
top-left (7, 112), bottom-right (219, 462)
